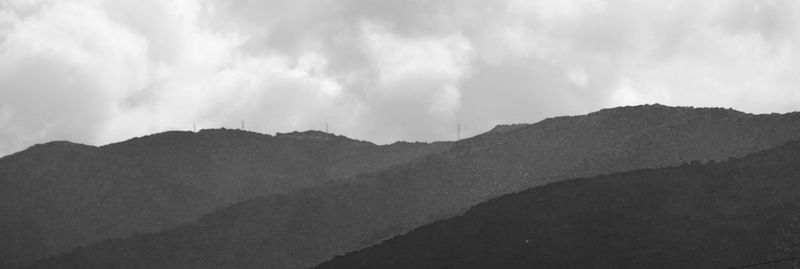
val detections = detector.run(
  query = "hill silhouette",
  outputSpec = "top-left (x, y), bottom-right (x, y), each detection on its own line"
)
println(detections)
top-left (316, 138), bottom-right (800, 269)
top-left (0, 129), bottom-right (450, 268)
top-left (26, 105), bottom-right (800, 269)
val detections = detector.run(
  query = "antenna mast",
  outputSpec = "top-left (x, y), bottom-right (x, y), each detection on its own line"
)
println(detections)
top-left (241, 120), bottom-right (245, 130)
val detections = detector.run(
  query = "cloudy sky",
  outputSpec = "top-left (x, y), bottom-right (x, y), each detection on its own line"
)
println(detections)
top-left (1, 0), bottom-right (799, 155)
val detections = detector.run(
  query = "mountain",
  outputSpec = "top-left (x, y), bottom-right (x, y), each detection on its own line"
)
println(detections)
top-left (315, 138), bottom-right (800, 269)
top-left (25, 105), bottom-right (800, 269)
top-left (0, 129), bottom-right (451, 268)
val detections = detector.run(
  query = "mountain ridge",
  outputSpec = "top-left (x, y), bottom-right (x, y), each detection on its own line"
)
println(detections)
top-left (26, 105), bottom-right (800, 269)
top-left (315, 138), bottom-right (800, 269)
top-left (0, 128), bottom-right (451, 268)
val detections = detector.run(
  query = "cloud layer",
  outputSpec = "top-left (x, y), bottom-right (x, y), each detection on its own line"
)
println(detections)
top-left (1, 0), bottom-right (799, 155)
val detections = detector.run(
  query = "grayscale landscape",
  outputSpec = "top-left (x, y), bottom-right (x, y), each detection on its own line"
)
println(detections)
top-left (2, 1), bottom-right (800, 268)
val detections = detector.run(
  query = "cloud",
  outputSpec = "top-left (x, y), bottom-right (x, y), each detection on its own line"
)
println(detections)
top-left (1, 0), bottom-right (799, 155)
top-left (0, 0), bottom-right (149, 154)
top-left (350, 21), bottom-right (474, 142)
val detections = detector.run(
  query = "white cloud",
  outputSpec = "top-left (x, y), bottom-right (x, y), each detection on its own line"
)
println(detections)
top-left (362, 21), bottom-right (472, 88)
top-left (567, 68), bottom-right (589, 88)
top-left (1, 0), bottom-right (800, 155)
top-left (0, 0), bottom-right (149, 154)
top-left (334, 21), bottom-right (475, 143)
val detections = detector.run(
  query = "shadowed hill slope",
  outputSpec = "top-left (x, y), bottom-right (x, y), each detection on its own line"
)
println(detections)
top-left (0, 129), bottom-right (450, 268)
top-left (316, 139), bottom-right (800, 269)
top-left (26, 105), bottom-right (800, 269)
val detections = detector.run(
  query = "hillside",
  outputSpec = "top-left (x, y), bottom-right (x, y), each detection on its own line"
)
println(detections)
top-left (0, 129), bottom-right (450, 268)
top-left (27, 105), bottom-right (800, 269)
top-left (316, 139), bottom-right (800, 269)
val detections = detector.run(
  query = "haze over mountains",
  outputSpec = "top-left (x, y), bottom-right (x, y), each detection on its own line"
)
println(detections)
top-left (23, 104), bottom-right (800, 269)
top-left (316, 138), bottom-right (800, 269)
top-left (0, 129), bottom-right (451, 268)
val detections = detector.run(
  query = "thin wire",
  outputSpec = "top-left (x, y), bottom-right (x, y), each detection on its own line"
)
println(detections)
top-left (727, 256), bottom-right (800, 269)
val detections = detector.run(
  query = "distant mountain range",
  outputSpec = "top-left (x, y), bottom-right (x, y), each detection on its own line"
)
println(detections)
top-left (23, 104), bottom-right (800, 269)
top-left (315, 138), bottom-right (800, 269)
top-left (0, 129), bottom-right (450, 268)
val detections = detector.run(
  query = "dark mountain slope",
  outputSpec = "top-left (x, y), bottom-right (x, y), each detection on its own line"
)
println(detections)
top-left (0, 129), bottom-right (450, 268)
top-left (316, 139), bottom-right (800, 269)
top-left (27, 105), bottom-right (800, 269)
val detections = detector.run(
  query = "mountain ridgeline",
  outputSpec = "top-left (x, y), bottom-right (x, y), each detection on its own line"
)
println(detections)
top-left (316, 138), bottom-right (800, 269)
top-left (0, 129), bottom-right (451, 268)
top-left (27, 105), bottom-right (800, 269)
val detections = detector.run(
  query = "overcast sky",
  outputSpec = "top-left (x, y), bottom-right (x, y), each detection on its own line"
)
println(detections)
top-left (1, 0), bottom-right (799, 155)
